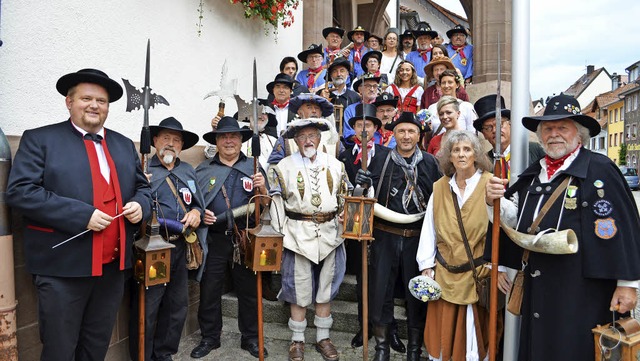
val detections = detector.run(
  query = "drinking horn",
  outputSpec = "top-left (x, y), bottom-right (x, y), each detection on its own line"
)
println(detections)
top-left (373, 204), bottom-right (425, 224)
top-left (500, 221), bottom-right (578, 254)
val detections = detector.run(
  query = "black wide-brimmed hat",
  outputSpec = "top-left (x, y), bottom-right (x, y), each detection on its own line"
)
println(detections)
top-left (522, 94), bottom-right (600, 137)
top-left (368, 34), bottom-right (384, 44)
top-left (385, 111), bottom-right (428, 133)
top-left (289, 93), bottom-right (334, 117)
top-left (150, 117), bottom-right (199, 150)
top-left (56, 68), bottom-right (123, 102)
top-left (361, 51), bottom-right (382, 73)
top-left (323, 26), bottom-right (345, 38)
top-left (352, 74), bottom-right (381, 92)
top-left (202, 116), bottom-right (252, 145)
top-left (446, 24), bottom-right (469, 39)
top-left (411, 22), bottom-right (437, 39)
top-left (473, 94), bottom-right (511, 132)
top-left (399, 29), bottom-right (415, 40)
top-left (297, 44), bottom-right (324, 63)
top-left (266, 73), bottom-right (294, 94)
top-left (372, 93), bottom-right (398, 108)
top-left (327, 57), bottom-right (352, 74)
top-left (348, 103), bottom-right (381, 129)
top-left (347, 26), bottom-right (371, 42)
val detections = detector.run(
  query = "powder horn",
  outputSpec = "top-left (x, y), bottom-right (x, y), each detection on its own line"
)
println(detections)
top-left (500, 221), bottom-right (579, 254)
top-left (373, 204), bottom-right (425, 224)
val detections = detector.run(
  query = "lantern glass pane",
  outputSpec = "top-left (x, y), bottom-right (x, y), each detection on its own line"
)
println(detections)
top-left (362, 203), bottom-right (373, 235)
top-left (346, 202), bottom-right (361, 234)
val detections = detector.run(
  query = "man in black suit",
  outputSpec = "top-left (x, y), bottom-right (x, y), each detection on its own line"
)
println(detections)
top-left (6, 68), bottom-right (152, 361)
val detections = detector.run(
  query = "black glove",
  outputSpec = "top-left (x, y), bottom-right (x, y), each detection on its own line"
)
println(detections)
top-left (355, 169), bottom-right (373, 188)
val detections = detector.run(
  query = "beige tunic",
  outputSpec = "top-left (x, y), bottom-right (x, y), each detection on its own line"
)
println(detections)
top-left (269, 151), bottom-right (349, 263)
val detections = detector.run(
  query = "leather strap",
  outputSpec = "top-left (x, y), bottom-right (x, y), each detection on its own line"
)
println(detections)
top-left (451, 187), bottom-right (483, 285)
top-left (165, 176), bottom-right (187, 213)
top-left (285, 210), bottom-right (337, 223)
top-left (435, 250), bottom-right (485, 274)
top-left (374, 222), bottom-right (420, 237)
top-left (375, 151), bottom-right (392, 199)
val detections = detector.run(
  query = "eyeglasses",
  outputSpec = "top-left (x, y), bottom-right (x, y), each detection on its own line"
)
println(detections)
top-left (295, 133), bottom-right (321, 141)
top-left (481, 121), bottom-right (510, 132)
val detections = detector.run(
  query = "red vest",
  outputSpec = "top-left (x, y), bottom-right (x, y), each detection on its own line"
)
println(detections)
top-left (390, 84), bottom-right (420, 114)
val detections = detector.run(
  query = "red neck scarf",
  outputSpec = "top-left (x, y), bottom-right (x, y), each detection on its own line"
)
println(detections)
top-left (545, 145), bottom-right (580, 179)
top-left (353, 137), bottom-right (375, 165)
top-left (306, 66), bottom-right (323, 88)
top-left (419, 47), bottom-right (432, 61)
top-left (325, 47), bottom-right (340, 62)
top-left (353, 44), bottom-right (364, 63)
top-left (272, 99), bottom-right (289, 109)
top-left (378, 128), bottom-right (393, 146)
top-left (451, 45), bottom-right (466, 59)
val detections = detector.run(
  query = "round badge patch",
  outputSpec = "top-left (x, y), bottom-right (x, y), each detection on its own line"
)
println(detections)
top-left (593, 199), bottom-right (613, 217)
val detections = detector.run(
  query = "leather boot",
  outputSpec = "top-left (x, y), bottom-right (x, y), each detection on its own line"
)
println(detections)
top-left (406, 328), bottom-right (422, 361)
top-left (372, 324), bottom-right (390, 361)
top-left (389, 323), bottom-right (406, 353)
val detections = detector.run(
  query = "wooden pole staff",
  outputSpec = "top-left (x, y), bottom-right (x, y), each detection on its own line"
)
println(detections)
top-left (360, 125), bottom-right (369, 361)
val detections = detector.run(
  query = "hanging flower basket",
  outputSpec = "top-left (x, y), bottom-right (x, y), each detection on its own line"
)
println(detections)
top-left (231, 0), bottom-right (299, 29)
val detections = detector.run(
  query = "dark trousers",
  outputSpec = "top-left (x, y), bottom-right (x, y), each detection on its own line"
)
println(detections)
top-left (34, 261), bottom-right (124, 361)
top-left (197, 232), bottom-right (258, 343)
top-left (129, 240), bottom-right (188, 360)
top-left (369, 232), bottom-right (426, 330)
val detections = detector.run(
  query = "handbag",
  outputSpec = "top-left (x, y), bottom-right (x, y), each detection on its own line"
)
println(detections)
top-left (221, 185), bottom-right (249, 266)
top-left (166, 176), bottom-right (203, 270)
top-left (451, 188), bottom-right (504, 310)
top-left (505, 177), bottom-right (572, 315)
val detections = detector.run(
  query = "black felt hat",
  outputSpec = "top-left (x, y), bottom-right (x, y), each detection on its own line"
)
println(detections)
top-left (266, 73), bottom-right (294, 94)
top-left (327, 57), bottom-right (352, 74)
top-left (323, 26), bottom-right (345, 38)
top-left (348, 103), bottom-right (381, 129)
top-left (150, 117), bottom-right (199, 150)
top-left (446, 24), bottom-right (469, 39)
top-left (472, 94), bottom-right (511, 132)
top-left (56, 68), bottom-right (123, 102)
top-left (522, 94), bottom-right (600, 137)
top-left (297, 44), bottom-right (324, 63)
top-left (372, 93), bottom-right (398, 108)
top-left (202, 116), bottom-right (252, 145)
top-left (411, 22), bottom-right (437, 39)
top-left (385, 111), bottom-right (428, 133)
top-left (352, 74), bottom-right (381, 92)
top-left (347, 26), bottom-right (371, 42)
top-left (361, 51), bottom-right (382, 73)
top-left (399, 29), bottom-right (415, 40)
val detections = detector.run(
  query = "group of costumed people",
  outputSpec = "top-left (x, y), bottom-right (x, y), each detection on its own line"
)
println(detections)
top-left (6, 21), bottom-right (640, 361)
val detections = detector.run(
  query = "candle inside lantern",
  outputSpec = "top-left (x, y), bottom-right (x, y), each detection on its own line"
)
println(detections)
top-left (259, 250), bottom-right (267, 266)
top-left (149, 265), bottom-right (157, 279)
top-left (352, 213), bottom-right (360, 234)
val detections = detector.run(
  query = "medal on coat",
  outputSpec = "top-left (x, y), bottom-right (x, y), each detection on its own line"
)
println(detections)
top-left (564, 185), bottom-right (578, 210)
top-left (594, 179), bottom-right (605, 198)
top-left (460, 58), bottom-right (467, 66)
top-left (179, 187), bottom-right (192, 205)
top-left (595, 217), bottom-right (617, 239)
top-left (242, 176), bottom-right (254, 192)
top-left (297, 171), bottom-right (305, 200)
top-left (311, 194), bottom-right (322, 207)
top-left (208, 177), bottom-right (216, 192)
top-left (593, 199), bottom-right (613, 217)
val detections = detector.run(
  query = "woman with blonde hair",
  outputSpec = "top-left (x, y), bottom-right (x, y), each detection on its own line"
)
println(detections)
top-left (417, 130), bottom-right (495, 361)
top-left (385, 60), bottom-right (423, 114)
top-left (426, 70), bottom-right (477, 137)
top-left (426, 95), bottom-right (461, 155)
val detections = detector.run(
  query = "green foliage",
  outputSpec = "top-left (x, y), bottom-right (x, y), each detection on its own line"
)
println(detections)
top-left (619, 143), bottom-right (627, 166)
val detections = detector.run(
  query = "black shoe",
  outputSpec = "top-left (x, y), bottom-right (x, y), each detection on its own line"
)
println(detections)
top-left (241, 341), bottom-right (269, 358)
top-left (190, 339), bottom-right (220, 358)
top-left (350, 329), bottom-right (372, 348)
top-left (154, 356), bottom-right (173, 361)
top-left (389, 331), bottom-right (406, 353)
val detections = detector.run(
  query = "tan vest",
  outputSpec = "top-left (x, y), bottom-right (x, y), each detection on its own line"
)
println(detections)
top-left (432, 172), bottom-right (491, 305)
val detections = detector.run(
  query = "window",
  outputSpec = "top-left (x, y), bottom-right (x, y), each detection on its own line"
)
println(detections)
top-left (633, 124), bottom-right (638, 138)
top-left (615, 109), bottom-right (619, 122)
top-left (635, 94), bottom-right (638, 110)
top-left (627, 125), bottom-right (631, 139)
top-left (598, 137), bottom-right (605, 149)
top-left (609, 112), bottom-right (613, 124)
top-left (609, 134), bottom-right (613, 146)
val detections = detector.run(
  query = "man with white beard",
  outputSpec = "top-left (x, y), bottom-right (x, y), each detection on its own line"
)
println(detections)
top-left (268, 118), bottom-right (350, 361)
top-left (317, 57), bottom-right (360, 110)
top-left (405, 22), bottom-right (437, 79)
top-left (130, 116), bottom-right (204, 361)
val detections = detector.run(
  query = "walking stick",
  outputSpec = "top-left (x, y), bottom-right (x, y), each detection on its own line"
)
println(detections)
top-left (488, 35), bottom-right (502, 361)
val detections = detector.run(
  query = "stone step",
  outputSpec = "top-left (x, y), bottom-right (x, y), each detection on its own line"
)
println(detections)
top-left (221, 293), bottom-right (409, 338)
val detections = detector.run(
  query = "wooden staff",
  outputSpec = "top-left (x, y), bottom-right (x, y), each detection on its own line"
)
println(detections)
top-left (488, 35), bottom-right (502, 361)
top-left (360, 124), bottom-right (370, 361)
top-left (138, 282), bottom-right (145, 361)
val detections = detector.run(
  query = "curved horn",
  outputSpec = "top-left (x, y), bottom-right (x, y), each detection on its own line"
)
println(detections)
top-left (373, 204), bottom-right (425, 224)
top-left (500, 221), bottom-right (578, 254)
top-left (214, 203), bottom-right (256, 224)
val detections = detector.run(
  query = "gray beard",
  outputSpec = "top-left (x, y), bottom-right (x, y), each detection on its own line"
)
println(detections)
top-left (333, 78), bottom-right (346, 86)
top-left (161, 152), bottom-right (175, 165)
top-left (303, 147), bottom-right (317, 159)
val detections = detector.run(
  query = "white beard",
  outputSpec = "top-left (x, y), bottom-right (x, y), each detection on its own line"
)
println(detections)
top-left (333, 78), bottom-right (346, 86)
top-left (162, 153), bottom-right (175, 164)
top-left (303, 146), bottom-right (317, 159)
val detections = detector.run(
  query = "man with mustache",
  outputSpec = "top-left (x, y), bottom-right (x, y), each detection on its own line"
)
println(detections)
top-left (405, 22), bottom-right (437, 78)
top-left (129, 116), bottom-right (204, 361)
top-left (317, 57), bottom-right (360, 110)
top-left (399, 29), bottom-right (416, 59)
top-left (445, 25), bottom-right (473, 85)
top-left (343, 75), bottom-right (382, 144)
top-left (269, 118), bottom-right (350, 361)
top-left (485, 94), bottom-right (640, 361)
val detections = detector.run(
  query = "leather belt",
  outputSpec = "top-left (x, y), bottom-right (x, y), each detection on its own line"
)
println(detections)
top-left (435, 250), bottom-right (486, 274)
top-left (286, 211), bottom-right (337, 224)
top-left (374, 223), bottom-right (420, 237)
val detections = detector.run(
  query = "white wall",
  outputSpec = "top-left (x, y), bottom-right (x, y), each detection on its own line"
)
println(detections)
top-left (0, 0), bottom-right (303, 144)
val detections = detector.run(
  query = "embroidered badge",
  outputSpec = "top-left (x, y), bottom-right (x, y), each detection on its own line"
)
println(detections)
top-left (564, 185), bottom-right (578, 210)
top-left (326, 169), bottom-right (334, 195)
top-left (208, 177), bottom-right (216, 192)
top-left (297, 171), bottom-right (305, 200)
top-left (594, 180), bottom-right (604, 188)
top-left (242, 176), bottom-right (254, 192)
top-left (594, 218), bottom-right (617, 239)
top-left (187, 179), bottom-right (197, 194)
top-left (593, 199), bottom-right (613, 217)
top-left (179, 187), bottom-right (192, 205)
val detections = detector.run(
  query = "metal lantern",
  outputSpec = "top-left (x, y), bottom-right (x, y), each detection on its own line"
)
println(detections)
top-left (341, 192), bottom-right (376, 241)
top-left (245, 205), bottom-right (284, 272)
top-left (592, 318), bottom-right (640, 361)
top-left (134, 210), bottom-right (175, 287)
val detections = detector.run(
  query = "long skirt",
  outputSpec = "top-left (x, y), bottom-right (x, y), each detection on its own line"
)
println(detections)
top-left (424, 299), bottom-right (492, 361)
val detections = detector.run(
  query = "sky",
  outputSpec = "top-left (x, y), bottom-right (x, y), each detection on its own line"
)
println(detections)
top-left (430, 0), bottom-right (640, 102)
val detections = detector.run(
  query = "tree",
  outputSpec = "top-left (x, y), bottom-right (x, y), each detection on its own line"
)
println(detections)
top-left (619, 143), bottom-right (627, 166)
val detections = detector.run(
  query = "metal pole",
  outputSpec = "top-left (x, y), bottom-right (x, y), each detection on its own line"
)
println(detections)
top-left (505, 0), bottom-right (531, 359)
top-left (257, 271), bottom-right (264, 361)
top-left (138, 283), bottom-right (145, 361)
top-left (0, 128), bottom-right (17, 359)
